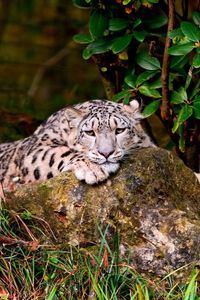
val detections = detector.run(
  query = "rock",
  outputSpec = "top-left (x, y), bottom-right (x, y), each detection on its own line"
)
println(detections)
top-left (5, 147), bottom-right (200, 275)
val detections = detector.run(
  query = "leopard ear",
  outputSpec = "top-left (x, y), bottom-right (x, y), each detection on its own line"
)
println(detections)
top-left (123, 99), bottom-right (143, 119)
top-left (66, 107), bottom-right (86, 127)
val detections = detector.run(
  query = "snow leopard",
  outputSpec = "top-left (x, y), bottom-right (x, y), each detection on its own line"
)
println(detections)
top-left (0, 99), bottom-right (154, 191)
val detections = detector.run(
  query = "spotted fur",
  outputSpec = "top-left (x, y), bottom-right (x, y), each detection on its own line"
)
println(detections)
top-left (0, 99), bottom-right (154, 190)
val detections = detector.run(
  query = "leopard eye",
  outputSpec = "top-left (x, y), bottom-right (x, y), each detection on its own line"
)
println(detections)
top-left (116, 128), bottom-right (126, 134)
top-left (84, 130), bottom-right (95, 136)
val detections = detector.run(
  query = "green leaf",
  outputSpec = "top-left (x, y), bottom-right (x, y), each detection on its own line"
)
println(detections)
top-left (172, 105), bottom-right (193, 133)
top-left (192, 11), bottom-right (200, 26)
top-left (132, 30), bottom-right (147, 42)
top-left (190, 80), bottom-right (200, 99)
top-left (170, 55), bottom-right (188, 70)
top-left (168, 28), bottom-right (184, 39)
top-left (82, 47), bottom-right (93, 59)
top-left (194, 95), bottom-right (200, 103)
top-left (139, 85), bottom-right (161, 98)
top-left (123, 0), bottom-right (131, 4)
top-left (193, 96), bottom-right (200, 119)
top-left (88, 39), bottom-right (111, 52)
top-left (111, 35), bottom-right (132, 53)
top-left (89, 9), bottom-right (108, 38)
top-left (82, 39), bottom-right (111, 59)
top-left (112, 90), bottom-right (131, 102)
top-left (168, 42), bottom-right (194, 56)
top-left (135, 70), bottom-right (158, 86)
top-left (143, 13), bottom-right (168, 29)
top-left (123, 92), bottom-right (131, 104)
top-left (133, 18), bottom-right (142, 29)
top-left (142, 100), bottom-right (160, 117)
top-left (171, 87), bottom-right (187, 104)
top-left (136, 50), bottom-right (161, 70)
top-left (192, 53), bottom-right (200, 68)
top-left (181, 21), bottom-right (200, 42)
top-left (147, 78), bottom-right (162, 89)
top-left (185, 69), bottom-right (193, 90)
top-left (179, 87), bottom-right (188, 101)
top-left (73, 33), bottom-right (94, 44)
top-left (72, 0), bottom-right (92, 8)
top-left (109, 18), bottom-right (130, 31)
top-left (171, 91), bottom-right (184, 104)
top-left (124, 74), bottom-right (137, 88)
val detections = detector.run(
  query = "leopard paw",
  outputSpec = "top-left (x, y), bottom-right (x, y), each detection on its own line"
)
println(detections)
top-left (73, 161), bottom-right (109, 184)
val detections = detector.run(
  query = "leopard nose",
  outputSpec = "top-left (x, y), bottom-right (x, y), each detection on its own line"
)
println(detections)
top-left (99, 150), bottom-right (114, 158)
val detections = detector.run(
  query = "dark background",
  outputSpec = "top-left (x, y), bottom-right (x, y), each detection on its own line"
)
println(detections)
top-left (0, 0), bottom-right (104, 141)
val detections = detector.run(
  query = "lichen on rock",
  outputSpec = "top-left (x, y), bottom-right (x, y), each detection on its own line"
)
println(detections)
top-left (5, 147), bottom-right (200, 275)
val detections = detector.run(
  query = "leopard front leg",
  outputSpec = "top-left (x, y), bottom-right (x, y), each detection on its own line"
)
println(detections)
top-left (20, 147), bottom-right (119, 185)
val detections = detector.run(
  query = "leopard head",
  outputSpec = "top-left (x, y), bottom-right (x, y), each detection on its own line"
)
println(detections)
top-left (67, 99), bottom-right (153, 165)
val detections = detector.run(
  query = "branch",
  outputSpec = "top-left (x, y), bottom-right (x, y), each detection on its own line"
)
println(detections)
top-left (28, 47), bottom-right (69, 98)
top-left (161, 0), bottom-right (174, 120)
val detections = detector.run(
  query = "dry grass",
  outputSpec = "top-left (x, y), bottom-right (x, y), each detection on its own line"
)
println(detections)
top-left (0, 209), bottom-right (199, 300)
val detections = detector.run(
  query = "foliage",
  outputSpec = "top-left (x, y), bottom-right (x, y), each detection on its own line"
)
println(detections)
top-left (0, 209), bottom-right (200, 299)
top-left (73, 0), bottom-right (200, 169)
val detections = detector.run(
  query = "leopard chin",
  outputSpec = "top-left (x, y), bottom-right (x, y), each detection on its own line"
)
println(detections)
top-left (101, 162), bottom-right (120, 174)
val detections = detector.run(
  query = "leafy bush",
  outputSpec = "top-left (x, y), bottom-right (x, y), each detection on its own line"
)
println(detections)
top-left (73, 0), bottom-right (200, 170)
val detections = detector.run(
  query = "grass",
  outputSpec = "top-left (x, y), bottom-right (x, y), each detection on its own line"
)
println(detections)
top-left (0, 209), bottom-right (200, 299)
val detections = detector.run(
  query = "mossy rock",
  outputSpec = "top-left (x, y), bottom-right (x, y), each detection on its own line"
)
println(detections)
top-left (6, 147), bottom-right (200, 275)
